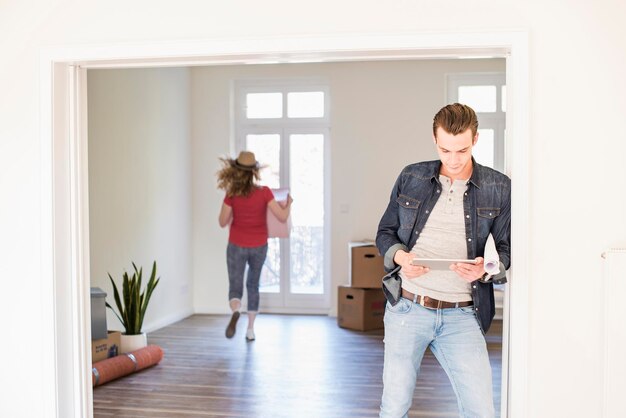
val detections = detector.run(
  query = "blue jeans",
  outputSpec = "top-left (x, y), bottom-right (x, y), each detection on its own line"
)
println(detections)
top-left (380, 297), bottom-right (495, 418)
top-left (226, 243), bottom-right (268, 312)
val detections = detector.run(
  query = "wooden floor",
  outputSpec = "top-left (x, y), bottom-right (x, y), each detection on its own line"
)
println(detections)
top-left (93, 314), bottom-right (502, 418)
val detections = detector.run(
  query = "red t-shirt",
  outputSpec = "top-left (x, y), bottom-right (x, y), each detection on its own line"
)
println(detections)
top-left (224, 186), bottom-right (275, 247)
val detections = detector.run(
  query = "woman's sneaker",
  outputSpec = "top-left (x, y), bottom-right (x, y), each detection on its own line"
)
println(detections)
top-left (225, 311), bottom-right (240, 338)
top-left (245, 329), bottom-right (255, 341)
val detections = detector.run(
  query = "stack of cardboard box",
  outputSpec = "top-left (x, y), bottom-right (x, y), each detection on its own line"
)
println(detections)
top-left (92, 331), bottom-right (121, 362)
top-left (337, 242), bottom-right (388, 331)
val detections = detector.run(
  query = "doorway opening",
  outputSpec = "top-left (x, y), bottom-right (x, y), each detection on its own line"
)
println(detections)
top-left (41, 32), bottom-right (529, 418)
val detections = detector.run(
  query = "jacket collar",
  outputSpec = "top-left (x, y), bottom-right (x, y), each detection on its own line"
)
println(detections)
top-left (468, 157), bottom-right (482, 189)
top-left (430, 157), bottom-right (482, 189)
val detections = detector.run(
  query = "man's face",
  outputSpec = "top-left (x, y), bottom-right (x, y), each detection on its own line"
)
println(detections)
top-left (433, 127), bottom-right (477, 180)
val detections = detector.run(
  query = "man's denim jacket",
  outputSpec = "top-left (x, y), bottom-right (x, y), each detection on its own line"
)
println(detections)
top-left (376, 159), bottom-right (511, 333)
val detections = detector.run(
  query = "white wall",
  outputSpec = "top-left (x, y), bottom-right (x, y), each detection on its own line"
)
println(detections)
top-left (1, 1), bottom-right (626, 417)
top-left (191, 59), bottom-right (505, 315)
top-left (87, 68), bottom-right (193, 333)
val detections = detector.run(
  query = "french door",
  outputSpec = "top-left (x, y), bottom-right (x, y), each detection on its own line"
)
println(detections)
top-left (240, 127), bottom-right (330, 313)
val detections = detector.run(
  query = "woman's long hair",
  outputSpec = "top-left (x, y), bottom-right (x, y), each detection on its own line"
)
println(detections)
top-left (216, 157), bottom-right (261, 197)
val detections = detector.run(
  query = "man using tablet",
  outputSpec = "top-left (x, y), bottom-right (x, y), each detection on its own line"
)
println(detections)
top-left (376, 103), bottom-right (511, 418)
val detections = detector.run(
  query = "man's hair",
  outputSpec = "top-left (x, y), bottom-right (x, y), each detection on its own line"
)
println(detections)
top-left (432, 103), bottom-right (478, 138)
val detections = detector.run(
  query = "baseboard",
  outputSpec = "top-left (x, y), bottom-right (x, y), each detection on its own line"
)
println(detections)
top-left (194, 308), bottom-right (233, 315)
top-left (258, 307), bottom-right (331, 315)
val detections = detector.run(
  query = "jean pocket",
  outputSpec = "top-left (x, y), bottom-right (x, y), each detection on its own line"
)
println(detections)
top-left (458, 305), bottom-right (477, 315)
top-left (386, 298), bottom-right (412, 314)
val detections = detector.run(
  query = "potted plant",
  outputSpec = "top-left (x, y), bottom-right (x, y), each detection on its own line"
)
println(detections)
top-left (106, 261), bottom-right (160, 353)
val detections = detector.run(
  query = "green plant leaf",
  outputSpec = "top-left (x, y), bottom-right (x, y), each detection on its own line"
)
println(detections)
top-left (107, 273), bottom-right (126, 330)
top-left (106, 261), bottom-right (160, 335)
top-left (139, 261), bottom-right (159, 331)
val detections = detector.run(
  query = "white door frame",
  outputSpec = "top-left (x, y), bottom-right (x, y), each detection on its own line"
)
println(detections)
top-left (40, 32), bottom-right (529, 418)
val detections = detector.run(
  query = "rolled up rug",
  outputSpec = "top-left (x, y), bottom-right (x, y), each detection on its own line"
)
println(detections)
top-left (92, 344), bottom-right (164, 387)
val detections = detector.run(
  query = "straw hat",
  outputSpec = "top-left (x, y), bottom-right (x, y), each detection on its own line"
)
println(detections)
top-left (232, 151), bottom-right (260, 171)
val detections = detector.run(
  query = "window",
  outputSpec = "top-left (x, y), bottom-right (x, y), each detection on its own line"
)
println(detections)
top-left (447, 73), bottom-right (506, 171)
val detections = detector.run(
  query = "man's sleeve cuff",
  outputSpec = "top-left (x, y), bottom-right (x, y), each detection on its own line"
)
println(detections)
top-left (384, 243), bottom-right (408, 270)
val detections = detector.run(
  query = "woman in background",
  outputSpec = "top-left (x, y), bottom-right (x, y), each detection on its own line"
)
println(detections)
top-left (217, 151), bottom-right (292, 341)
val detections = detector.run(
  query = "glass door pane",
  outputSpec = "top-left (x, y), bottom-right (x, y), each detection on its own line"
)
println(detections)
top-left (246, 134), bottom-right (281, 188)
top-left (246, 134), bottom-right (281, 293)
top-left (474, 129), bottom-right (495, 168)
top-left (289, 134), bottom-right (324, 294)
top-left (458, 85), bottom-right (497, 112)
top-left (287, 92), bottom-right (325, 118)
top-left (246, 93), bottom-right (283, 119)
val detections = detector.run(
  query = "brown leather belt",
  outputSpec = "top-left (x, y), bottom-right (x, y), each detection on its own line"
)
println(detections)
top-left (402, 289), bottom-right (473, 309)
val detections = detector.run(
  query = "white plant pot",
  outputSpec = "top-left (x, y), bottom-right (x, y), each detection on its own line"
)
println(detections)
top-left (120, 332), bottom-right (147, 354)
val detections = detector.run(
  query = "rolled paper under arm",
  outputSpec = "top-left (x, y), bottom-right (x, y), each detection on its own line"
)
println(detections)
top-left (484, 234), bottom-right (500, 276)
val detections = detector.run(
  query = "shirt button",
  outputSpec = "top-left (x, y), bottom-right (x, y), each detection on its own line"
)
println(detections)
top-left (473, 285), bottom-right (477, 289)
top-left (425, 210), bottom-right (429, 214)
top-left (466, 215), bottom-right (470, 219)
top-left (464, 193), bottom-right (468, 196)
top-left (475, 307), bottom-right (479, 311)
top-left (436, 189), bottom-right (441, 193)
top-left (468, 238), bottom-right (472, 242)
top-left (489, 212), bottom-right (493, 216)
top-left (406, 202), bottom-right (409, 205)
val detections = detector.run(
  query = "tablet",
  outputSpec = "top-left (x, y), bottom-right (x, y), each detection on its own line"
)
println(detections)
top-left (410, 258), bottom-right (477, 270)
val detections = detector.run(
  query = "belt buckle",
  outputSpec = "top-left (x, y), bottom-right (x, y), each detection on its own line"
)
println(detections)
top-left (420, 295), bottom-right (436, 310)
top-left (420, 295), bottom-right (432, 309)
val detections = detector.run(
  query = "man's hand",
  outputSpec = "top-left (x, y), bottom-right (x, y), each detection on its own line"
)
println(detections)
top-left (394, 250), bottom-right (430, 279)
top-left (450, 257), bottom-right (485, 283)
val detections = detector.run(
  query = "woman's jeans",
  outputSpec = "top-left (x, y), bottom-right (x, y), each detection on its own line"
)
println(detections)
top-left (226, 243), bottom-right (268, 312)
top-left (380, 297), bottom-right (495, 418)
